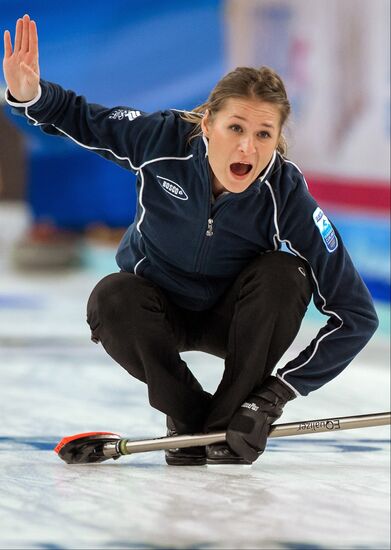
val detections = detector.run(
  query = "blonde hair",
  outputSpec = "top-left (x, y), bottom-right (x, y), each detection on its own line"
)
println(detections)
top-left (181, 66), bottom-right (291, 155)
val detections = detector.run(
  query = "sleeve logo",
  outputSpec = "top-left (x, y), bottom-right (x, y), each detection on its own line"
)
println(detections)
top-left (312, 207), bottom-right (338, 252)
top-left (108, 109), bottom-right (141, 121)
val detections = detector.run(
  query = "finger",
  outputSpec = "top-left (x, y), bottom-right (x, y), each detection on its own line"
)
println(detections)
top-left (3, 30), bottom-right (13, 58)
top-left (29, 20), bottom-right (38, 56)
top-left (14, 18), bottom-right (23, 53)
top-left (21, 14), bottom-right (30, 53)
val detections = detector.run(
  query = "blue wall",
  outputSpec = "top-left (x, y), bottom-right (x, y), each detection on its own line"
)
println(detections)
top-left (1, 1), bottom-right (389, 304)
top-left (2, 0), bottom-right (224, 227)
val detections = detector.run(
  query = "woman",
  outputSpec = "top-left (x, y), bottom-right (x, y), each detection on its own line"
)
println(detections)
top-left (3, 15), bottom-right (378, 466)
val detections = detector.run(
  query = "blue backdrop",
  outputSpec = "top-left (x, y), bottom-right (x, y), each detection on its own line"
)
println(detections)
top-left (1, 0), bottom-right (224, 228)
top-left (1, 1), bottom-right (388, 304)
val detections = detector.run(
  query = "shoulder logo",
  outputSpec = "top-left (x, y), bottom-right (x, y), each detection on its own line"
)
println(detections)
top-left (312, 207), bottom-right (338, 252)
top-left (108, 109), bottom-right (141, 121)
top-left (156, 176), bottom-right (188, 201)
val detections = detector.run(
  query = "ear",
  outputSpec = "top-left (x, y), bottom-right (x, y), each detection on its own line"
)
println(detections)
top-left (201, 109), bottom-right (210, 137)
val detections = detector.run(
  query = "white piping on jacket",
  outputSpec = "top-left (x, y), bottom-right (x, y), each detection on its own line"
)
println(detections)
top-left (17, 97), bottom-right (195, 276)
top-left (132, 153), bottom-right (194, 273)
top-left (277, 153), bottom-right (309, 189)
top-left (5, 85), bottom-right (42, 108)
top-left (23, 105), bottom-right (140, 172)
top-left (259, 150), bottom-right (277, 182)
top-left (264, 179), bottom-right (344, 397)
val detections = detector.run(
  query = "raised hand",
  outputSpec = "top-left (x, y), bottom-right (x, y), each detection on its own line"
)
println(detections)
top-left (3, 14), bottom-right (40, 102)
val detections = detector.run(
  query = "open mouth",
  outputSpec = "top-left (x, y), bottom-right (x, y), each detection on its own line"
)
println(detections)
top-left (230, 162), bottom-right (253, 177)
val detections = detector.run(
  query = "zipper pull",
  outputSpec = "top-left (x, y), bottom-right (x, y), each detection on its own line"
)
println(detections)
top-left (206, 218), bottom-right (214, 237)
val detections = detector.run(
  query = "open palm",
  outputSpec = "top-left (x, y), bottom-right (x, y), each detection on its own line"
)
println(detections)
top-left (3, 14), bottom-right (40, 102)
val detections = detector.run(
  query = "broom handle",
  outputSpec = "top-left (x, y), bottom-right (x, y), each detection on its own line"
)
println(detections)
top-left (103, 411), bottom-right (390, 458)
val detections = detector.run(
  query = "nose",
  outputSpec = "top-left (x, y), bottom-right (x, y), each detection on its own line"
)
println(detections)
top-left (238, 136), bottom-right (256, 155)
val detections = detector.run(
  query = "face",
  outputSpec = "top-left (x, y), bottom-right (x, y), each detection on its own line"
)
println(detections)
top-left (201, 97), bottom-right (281, 195)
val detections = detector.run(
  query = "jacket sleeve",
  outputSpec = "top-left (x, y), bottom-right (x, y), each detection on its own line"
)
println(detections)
top-left (5, 80), bottom-right (165, 173)
top-left (267, 174), bottom-right (379, 396)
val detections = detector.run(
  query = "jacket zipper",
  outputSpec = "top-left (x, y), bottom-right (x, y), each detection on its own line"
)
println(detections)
top-left (195, 196), bottom-right (234, 272)
top-left (195, 213), bottom-right (213, 272)
top-left (206, 218), bottom-right (214, 237)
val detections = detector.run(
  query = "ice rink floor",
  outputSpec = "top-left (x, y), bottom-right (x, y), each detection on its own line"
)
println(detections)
top-left (1, 204), bottom-right (390, 550)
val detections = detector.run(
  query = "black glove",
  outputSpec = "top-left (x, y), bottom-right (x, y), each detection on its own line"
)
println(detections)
top-left (226, 376), bottom-right (296, 463)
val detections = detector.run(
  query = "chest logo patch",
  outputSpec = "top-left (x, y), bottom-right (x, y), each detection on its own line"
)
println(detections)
top-left (313, 207), bottom-right (338, 252)
top-left (156, 176), bottom-right (188, 201)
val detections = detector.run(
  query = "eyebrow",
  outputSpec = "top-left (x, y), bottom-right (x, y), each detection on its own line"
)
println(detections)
top-left (229, 114), bottom-right (276, 130)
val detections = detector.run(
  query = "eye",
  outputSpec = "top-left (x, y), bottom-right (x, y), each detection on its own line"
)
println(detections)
top-left (258, 131), bottom-right (271, 139)
top-left (229, 124), bottom-right (243, 133)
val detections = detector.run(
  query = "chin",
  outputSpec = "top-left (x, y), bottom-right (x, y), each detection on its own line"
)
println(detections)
top-left (226, 174), bottom-right (253, 192)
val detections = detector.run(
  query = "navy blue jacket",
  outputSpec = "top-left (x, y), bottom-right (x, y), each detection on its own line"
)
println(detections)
top-left (6, 80), bottom-right (379, 396)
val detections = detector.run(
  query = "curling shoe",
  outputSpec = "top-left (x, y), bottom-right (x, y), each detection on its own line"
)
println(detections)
top-left (206, 443), bottom-right (253, 465)
top-left (165, 416), bottom-right (206, 466)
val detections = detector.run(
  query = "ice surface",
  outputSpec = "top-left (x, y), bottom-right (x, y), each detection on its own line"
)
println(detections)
top-left (0, 204), bottom-right (390, 549)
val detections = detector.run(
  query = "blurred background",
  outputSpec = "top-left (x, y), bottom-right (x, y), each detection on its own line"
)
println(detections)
top-left (1, 4), bottom-right (389, 547)
top-left (0, 0), bottom-right (390, 328)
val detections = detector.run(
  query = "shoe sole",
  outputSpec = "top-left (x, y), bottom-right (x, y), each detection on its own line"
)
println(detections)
top-left (206, 459), bottom-right (252, 465)
top-left (165, 457), bottom-right (207, 466)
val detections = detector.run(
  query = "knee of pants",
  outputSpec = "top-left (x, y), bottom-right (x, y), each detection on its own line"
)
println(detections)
top-left (240, 252), bottom-right (313, 307)
top-left (86, 272), bottom-right (161, 330)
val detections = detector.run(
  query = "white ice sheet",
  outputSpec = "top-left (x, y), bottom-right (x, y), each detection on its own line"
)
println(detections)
top-left (0, 204), bottom-right (390, 549)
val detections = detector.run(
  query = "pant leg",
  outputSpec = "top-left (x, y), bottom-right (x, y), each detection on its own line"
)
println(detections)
top-left (86, 272), bottom-right (211, 431)
top-left (198, 252), bottom-right (313, 431)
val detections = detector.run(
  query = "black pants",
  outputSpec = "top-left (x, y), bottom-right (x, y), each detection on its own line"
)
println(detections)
top-left (87, 252), bottom-right (312, 432)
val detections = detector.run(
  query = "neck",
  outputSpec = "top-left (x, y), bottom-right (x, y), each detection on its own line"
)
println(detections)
top-left (212, 182), bottom-right (227, 197)
top-left (210, 170), bottom-right (227, 197)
